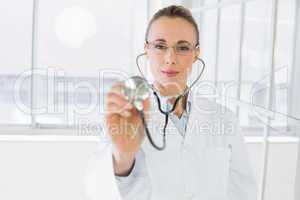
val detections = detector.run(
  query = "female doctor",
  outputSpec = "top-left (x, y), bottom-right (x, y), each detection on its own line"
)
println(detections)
top-left (86, 5), bottom-right (257, 200)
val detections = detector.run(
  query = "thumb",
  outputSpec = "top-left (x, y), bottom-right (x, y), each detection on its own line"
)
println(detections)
top-left (142, 97), bottom-right (150, 111)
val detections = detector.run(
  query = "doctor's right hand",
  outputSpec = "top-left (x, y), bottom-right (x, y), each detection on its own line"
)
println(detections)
top-left (105, 82), bottom-right (150, 176)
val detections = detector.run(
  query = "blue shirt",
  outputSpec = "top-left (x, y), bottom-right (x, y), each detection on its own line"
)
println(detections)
top-left (166, 96), bottom-right (191, 138)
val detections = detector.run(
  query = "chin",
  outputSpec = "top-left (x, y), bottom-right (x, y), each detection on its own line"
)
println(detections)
top-left (160, 81), bottom-right (186, 95)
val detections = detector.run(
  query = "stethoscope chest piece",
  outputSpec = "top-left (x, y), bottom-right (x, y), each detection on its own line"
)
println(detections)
top-left (123, 76), bottom-right (150, 111)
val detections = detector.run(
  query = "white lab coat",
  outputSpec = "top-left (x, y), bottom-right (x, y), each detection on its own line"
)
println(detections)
top-left (85, 92), bottom-right (257, 200)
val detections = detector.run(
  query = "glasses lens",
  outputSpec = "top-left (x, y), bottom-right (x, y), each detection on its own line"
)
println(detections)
top-left (175, 44), bottom-right (193, 55)
top-left (148, 42), bottom-right (194, 55)
top-left (152, 43), bottom-right (168, 54)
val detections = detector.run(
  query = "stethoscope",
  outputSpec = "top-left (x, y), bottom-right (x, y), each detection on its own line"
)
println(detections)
top-left (123, 52), bottom-right (205, 151)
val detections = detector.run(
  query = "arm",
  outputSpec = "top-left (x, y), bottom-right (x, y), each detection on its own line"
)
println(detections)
top-left (104, 81), bottom-right (152, 199)
top-left (115, 149), bottom-right (152, 200)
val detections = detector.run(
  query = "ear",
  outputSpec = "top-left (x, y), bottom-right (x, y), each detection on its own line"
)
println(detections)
top-left (144, 43), bottom-right (149, 57)
top-left (193, 47), bottom-right (201, 63)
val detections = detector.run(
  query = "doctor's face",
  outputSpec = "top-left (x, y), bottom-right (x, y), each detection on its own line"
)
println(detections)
top-left (145, 16), bottom-right (200, 96)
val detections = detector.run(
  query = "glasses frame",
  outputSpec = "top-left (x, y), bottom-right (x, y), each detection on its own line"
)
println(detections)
top-left (145, 40), bottom-right (199, 56)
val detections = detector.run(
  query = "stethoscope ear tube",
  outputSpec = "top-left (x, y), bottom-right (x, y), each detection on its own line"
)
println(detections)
top-left (135, 53), bottom-right (205, 151)
top-left (135, 52), bottom-right (206, 97)
top-left (138, 110), bottom-right (167, 151)
top-left (139, 92), bottom-right (183, 151)
top-left (153, 91), bottom-right (183, 115)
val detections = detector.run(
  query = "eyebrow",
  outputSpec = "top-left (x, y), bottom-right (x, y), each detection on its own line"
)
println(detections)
top-left (153, 39), bottom-right (192, 45)
top-left (154, 38), bottom-right (167, 42)
top-left (177, 40), bottom-right (192, 45)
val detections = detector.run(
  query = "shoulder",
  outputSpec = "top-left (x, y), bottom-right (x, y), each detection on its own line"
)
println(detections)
top-left (190, 95), bottom-right (237, 121)
top-left (188, 95), bottom-right (240, 144)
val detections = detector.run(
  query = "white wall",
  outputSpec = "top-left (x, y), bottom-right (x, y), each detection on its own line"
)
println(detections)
top-left (0, 137), bottom-right (298, 200)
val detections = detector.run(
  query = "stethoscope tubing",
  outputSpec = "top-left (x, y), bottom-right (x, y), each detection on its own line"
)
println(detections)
top-left (135, 53), bottom-right (205, 150)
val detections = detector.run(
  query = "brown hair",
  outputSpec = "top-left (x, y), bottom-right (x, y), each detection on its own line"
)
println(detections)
top-left (145, 5), bottom-right (199, 46)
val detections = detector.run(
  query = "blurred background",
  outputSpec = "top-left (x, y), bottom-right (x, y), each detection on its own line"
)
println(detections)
top-left (0, 0), bottom-right (299, 200)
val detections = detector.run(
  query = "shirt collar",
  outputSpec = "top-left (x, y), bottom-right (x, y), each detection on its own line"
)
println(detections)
top-left (166, 91), bottom-right (192, 119)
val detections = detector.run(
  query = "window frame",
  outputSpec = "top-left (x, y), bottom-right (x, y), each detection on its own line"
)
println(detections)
top-left (0, 0), bottom-right (298, 137)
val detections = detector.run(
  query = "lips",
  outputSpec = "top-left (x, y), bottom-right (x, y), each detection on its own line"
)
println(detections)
top-left (161, 69), bottom-right (179, 77)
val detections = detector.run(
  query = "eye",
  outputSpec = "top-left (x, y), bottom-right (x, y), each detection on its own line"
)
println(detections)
top-left (177, 45), bottom-right (191, 51)
top-left (154, 44), bottom-right (168, 50)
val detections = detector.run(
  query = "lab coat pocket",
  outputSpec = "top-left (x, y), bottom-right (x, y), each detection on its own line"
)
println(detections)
top-left (202, 147), bottom-right (232, 199)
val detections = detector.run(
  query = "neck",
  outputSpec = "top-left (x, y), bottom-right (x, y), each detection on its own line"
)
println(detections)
top-left (168, 94), bottom-right (187, 118)
top-left (153, 82), bottom-right (188, 117)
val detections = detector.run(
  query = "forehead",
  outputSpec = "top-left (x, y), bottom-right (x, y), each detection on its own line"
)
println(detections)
top-left (147, 16), bottom-right (197, 44)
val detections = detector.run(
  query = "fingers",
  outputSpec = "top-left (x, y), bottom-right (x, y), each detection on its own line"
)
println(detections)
top-left (107, 92), bottom-right (133, 110)
top-left (106, 111), bottom-right (144, 142)
top-left (106, 81), bottom-right (151, 118)
top-left (105, 81), bottom-right (147, 155)
top-left (107, 103), bottom-right (132, 117)
top-left (106, 82), bottom-right (134, 118)
top-left (142, 97), bottom-right (150, 111)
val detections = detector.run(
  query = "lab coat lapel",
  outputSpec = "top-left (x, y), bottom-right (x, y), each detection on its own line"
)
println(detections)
top-left (143, 92), bottom-right (232, 199)
top-left (142, 93), bottom-right (186, 199)
top-left (177, 93), bottom-right (232, 199)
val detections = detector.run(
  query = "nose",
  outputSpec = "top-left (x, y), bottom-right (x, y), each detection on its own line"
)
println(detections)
top-left (164, 47), bottom-right (177, 65)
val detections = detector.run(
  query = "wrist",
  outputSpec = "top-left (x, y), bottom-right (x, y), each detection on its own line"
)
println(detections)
top-left (113, 151), bottom-right (136, 176)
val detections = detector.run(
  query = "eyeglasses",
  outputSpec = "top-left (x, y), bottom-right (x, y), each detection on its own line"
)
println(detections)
top-left (146, 41), bottom-right (198, 56)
